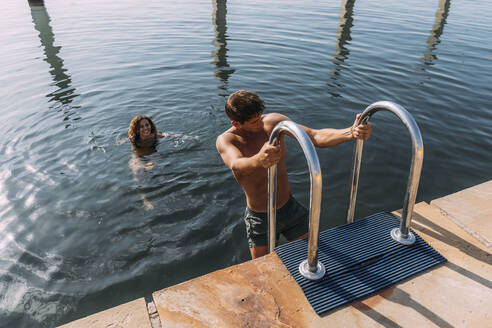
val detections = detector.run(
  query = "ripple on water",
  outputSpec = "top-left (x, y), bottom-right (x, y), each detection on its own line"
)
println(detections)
top-left (1, 0), bottom-right (491, 327)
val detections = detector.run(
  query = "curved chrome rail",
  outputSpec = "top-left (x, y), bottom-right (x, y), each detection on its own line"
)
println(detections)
top-left (346, 101), bottom-right (424, 245)
top-left (268, 120), bottom-right (325, 280)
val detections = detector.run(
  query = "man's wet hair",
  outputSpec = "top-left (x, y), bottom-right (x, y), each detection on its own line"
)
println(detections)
top-left (225, 90), bottom-right (265, 124)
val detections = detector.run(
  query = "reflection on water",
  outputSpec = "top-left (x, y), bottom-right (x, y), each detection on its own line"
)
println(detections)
top-left (327, 0), bottom-right (356, 96)
top-left (211, 0), bottom-right (235, 92)
top-left (334, 0), bottom-right (355, 63)
top-left (29, 1), bottom-right (80, 127)
top-left (1, 0), bottom-right (491, 326)
top-left (420, 0), bottom-right (451, 66)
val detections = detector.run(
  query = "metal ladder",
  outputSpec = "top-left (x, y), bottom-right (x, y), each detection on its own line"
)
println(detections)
top-left (347, 101), bottom-right (424, 245)
top-left (267, 120), bottom-right (326, 280)
top-left (267, 101), bottom-right (423, 281)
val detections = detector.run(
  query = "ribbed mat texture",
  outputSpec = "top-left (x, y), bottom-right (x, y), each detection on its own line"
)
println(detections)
top-left (275, 211), bottom-right (446, 314)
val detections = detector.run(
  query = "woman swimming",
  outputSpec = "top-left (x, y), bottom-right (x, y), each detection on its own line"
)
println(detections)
top-left (128, 115), bottom-right (165, 210)
top-left (128, 115), bottom-right (166, 148)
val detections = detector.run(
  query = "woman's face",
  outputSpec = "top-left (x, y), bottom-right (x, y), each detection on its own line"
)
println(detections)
top-left (138, 119), bottom-right (152, 139)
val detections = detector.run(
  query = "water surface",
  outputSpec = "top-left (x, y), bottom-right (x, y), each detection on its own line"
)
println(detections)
top-left (0, 0), bottom-right (491, 326)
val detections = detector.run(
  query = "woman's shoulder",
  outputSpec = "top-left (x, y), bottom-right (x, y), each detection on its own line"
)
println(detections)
top-left (132, 136), bottom-right (158, 149)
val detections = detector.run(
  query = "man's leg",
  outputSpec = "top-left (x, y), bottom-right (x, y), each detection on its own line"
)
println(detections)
top-left (250, 233), bottom-right (304, 259)
top-left (249, 246), bottom-right (268, 259)
top-left (244, 208), bottom-right (270, 259)
top-left (281, 196), bottom-right (309, 242)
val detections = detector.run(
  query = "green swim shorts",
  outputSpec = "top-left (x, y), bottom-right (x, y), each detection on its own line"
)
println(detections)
top-left (243, 195), bottom-right (309, 248)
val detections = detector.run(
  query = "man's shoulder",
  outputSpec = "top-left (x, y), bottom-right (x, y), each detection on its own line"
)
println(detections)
top-left (217, 127), bottom-right (237, 140)
top-left (263, 112), bottom-right (290, 130)
top-left (216, 127), bottom-right (239, 148)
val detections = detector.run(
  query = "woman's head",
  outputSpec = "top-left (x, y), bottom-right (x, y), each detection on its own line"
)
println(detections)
top-left (128, 115), bottom-right (157, 141)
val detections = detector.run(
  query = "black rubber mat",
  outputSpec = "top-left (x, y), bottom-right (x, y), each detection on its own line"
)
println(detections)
top-left (275, 211), bottom-right (446, 314)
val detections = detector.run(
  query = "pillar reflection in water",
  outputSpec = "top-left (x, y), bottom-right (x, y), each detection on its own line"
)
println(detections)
top-left (327, 0), bottom-right (356, 95)
top-left (29, 1), bottom-right (79, 127)
top-left (211, 0), bottom-right (235, 92)
top-left (420, 0), bottom-right (451, 66)
top-left (334, 0), bottom-right (355, 63)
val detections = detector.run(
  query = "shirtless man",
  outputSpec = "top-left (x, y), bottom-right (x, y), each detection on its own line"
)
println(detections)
top-left (216, 90), bottom-right (372, 259)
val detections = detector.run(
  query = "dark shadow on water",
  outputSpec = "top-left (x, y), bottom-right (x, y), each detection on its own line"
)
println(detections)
top-left (333, 0), bottom-right (355, 64)
top-left (29, 1), bottom-right (80, 127)
top-left (418, 0), bottom-right (451, 69)
top-left (211, 0), bottom-right (235, 95)
top-left (326, 0), bottom-right (356, 97)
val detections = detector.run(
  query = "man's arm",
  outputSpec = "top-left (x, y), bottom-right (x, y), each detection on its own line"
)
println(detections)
top-left (216, 133), bottom-right (281, 177)
top-left (301, 125), bottom-right (353, 148)
top-left (264, 112), bottom-right (371, 148)
top-left (301, 114), bottom-right (372, 148)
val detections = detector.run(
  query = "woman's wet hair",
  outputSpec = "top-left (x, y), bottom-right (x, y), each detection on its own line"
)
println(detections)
top-left (225, 90), bottom-right (265, 124)
top-left (128, 115), bottom-right (157, 141)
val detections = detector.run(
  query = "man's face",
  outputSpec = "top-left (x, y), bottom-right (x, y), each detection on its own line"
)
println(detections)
top-left (238, 113), bottom-right (263, 132)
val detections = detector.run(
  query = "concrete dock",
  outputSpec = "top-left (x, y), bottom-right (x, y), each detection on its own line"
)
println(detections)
top-left (60, 180), bottom-right (492, 328)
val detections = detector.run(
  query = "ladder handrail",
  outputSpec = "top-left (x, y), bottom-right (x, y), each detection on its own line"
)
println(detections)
top-left (267, 120), bottom-right (325, 280)
top-left (346, 101), bottom-right (424, 245)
